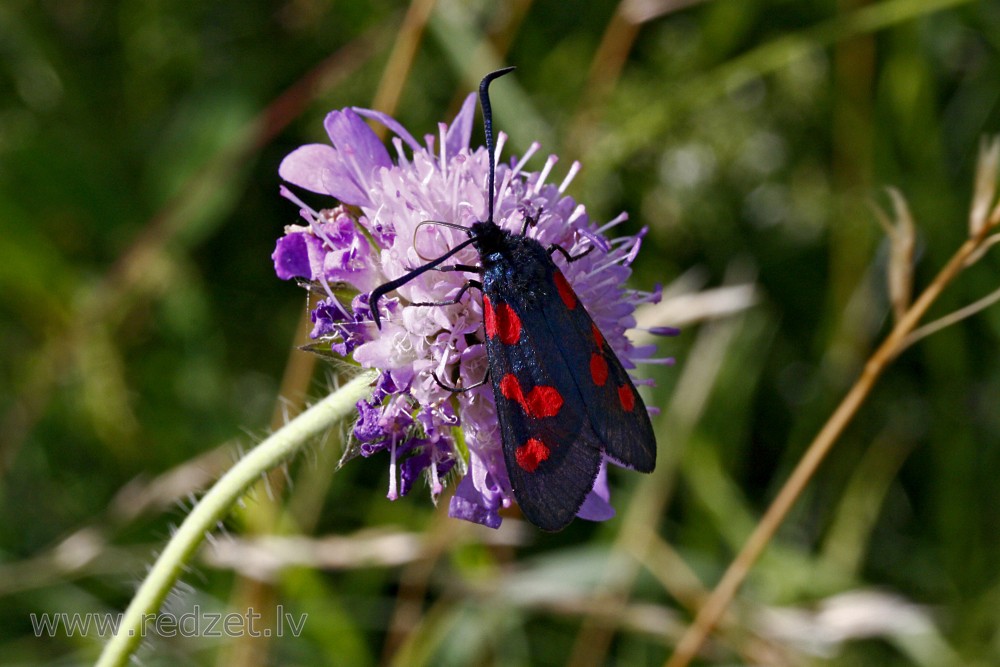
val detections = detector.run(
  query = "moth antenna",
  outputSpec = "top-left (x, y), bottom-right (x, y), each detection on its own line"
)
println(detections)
top-left (369, 236), bottom-right (478, 329)
top-left (412, 220), bottom-right (474, 262)
top-left (414, 219), bottom-right (474, 238)
top-left (479, 66), bottom-right (516, 224)
top-left (369, 68), bottom-right (515, 330)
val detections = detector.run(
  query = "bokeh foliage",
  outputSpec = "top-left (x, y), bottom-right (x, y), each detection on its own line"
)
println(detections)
top-left (1, 0), bottom-right (999, 665)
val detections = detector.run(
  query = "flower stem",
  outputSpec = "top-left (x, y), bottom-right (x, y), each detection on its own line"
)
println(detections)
top-left (665, 223), bottom-right (997, 667)
top-left (95, 370), bottom-right (377, 667)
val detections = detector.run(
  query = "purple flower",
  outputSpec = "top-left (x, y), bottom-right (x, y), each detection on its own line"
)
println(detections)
top-left (273, 94), bottom-right (665, 528)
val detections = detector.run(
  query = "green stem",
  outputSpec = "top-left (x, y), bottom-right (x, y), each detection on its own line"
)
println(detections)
top-left (95, 370), bottom-right (377, 667)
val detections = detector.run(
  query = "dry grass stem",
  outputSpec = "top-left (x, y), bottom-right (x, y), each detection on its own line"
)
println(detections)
top-left (873, 187), bottom-right (916, 321)
top-left (970, 136), bottom-right (1000, 235)
top-left (665, 188), bottom-right (1000, 667)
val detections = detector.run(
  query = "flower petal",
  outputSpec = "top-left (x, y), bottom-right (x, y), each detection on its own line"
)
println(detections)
top-left (448, 474), bottom-right (503, 529)
top-left (325, 108), bottom-right (392, 171)
top-left (272, 231), bottom-right (325, 280)
top-left (576, 492), bottom-right (616, 521)
top-left (352, 107), bottom-right (421, 151)
top-left (279, 144), bottom-right (369, 205)
top-left (278, 144), bottom-right (338, 194)
top-left (444, 93), bottom-right (477, 158)
top-left (320, 164), bottom-right (370, 206)
top-left (575, 462), bottom-right (616, 522)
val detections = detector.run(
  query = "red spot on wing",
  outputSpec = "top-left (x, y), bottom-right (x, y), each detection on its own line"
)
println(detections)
top-left (484, 298), bottom-right (521, 344)
top-left (497, 303), bottom-right (521, 344)
top-left (500, 373), bottom-right (564, 418)
top-left (515, 438), bottom-right (550, 472)
top-left (590, 353), bottom-right (608, 386)
top-left (618, 384), bottom-right (636, 412)
top-left (500, 373), bottom-right (521, 400)
top-left (591, 323), bottom-right (605, 349)
top-left (554, 271), bottom-right (577, 310)
top-left (527, 386), bottom-right (563, 418)
top-left (484, 296), bottom-right (497, 338)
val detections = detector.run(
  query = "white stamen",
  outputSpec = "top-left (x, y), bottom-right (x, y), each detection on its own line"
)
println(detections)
top-left (593, 257), bottom-right (627, 274)
top-left (280, 185), bottom-right (319, 218)
top-left (435, 344), bottom-right (452, 380)
top-left (576, 227), bottom-right (610, 253)
top-left (315, 274), bottom-right (337, 300)
top-left (306, 218), bottom-right (334, 249)
top-left (330, 292), bottom-right (353, 319)
top-left (496, 171), bottom-right (515, 223)
top-left (594, 265), bottom-right (624, 283)
top-left (597, 212), bottom-right (629, 234)
top-left (369, 203), bottom-right (385, 233)
top-left (493, 132), bottom-right (508, 166)
top-left (624, 234), bottom-right (644, 265)
top-left (511, 141), bottom-right (541, 179)
top-left (533, 155), bottom-right (559, 194)
top-left (392, 137), bottom-right (406, 162)
top-left (323, 287), bottom-right (354, 320)
top-left (558, 161), bottom-right (581, 193)
top-left (597, 233), bottom-right (644, 268)
top-left (567, 204), bottom-right (586, 226)
top-left (631, 290), bottom-right (661, 305)
top-left (430, 454), bottom-right (442, 496)
top-left (438, 122), bottom-right (447, 173)
top-left (633, 357), bottom-right (677, 366)
top-left (311, 212), bottom-right (341, 249)
top-left (387, 433), bottom-right (398, 500)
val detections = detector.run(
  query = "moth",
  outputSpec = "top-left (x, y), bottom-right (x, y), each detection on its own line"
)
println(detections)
top-left (371, 67), bottom-right (656, 531)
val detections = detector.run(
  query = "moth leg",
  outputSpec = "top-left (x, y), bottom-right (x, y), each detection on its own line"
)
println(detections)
top-left (548, 243), bottom-right (594, 263)
top-left (520, 206), bottom-right (544, 235)
top-left (410, 280), bottom-right (482, 308)
top-left (435, 264), bottom-right (483, 274)
top-left (433, 369), bottom-right (490, 393)
top-left (403, 263), bottom-right (482, 274)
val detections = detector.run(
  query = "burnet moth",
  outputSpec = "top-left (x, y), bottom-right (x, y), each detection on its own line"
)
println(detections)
top-left (370, 67), bottom-right (656, 531)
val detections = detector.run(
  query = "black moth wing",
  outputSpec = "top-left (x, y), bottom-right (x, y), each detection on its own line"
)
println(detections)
top-left (481, 288), bottom-right (604, 532)
top-left (479, 232), bottom-right (654, 531)
top-left (542, 264), bottom-right (657, 473)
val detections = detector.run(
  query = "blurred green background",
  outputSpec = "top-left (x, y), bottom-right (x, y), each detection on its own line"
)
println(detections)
top-left (2, 0), bottom-right (999, 665)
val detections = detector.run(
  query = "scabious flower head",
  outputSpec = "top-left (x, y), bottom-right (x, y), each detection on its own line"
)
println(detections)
top-left (273, 94), bottom-right (662, 529)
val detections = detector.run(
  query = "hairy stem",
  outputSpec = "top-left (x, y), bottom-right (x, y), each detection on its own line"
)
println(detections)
top-left (95, 370), bottom-right (377, 667)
